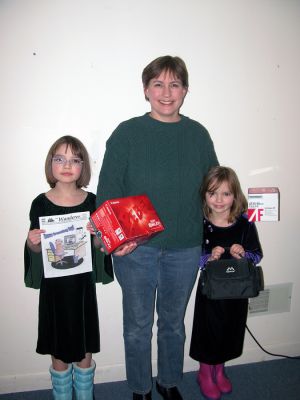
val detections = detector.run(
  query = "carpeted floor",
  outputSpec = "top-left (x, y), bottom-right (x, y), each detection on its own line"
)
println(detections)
top-left (1, 358), bottom-right (299, 399)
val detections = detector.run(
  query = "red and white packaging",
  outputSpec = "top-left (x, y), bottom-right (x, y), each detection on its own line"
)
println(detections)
top-left (90, 194), bottom-right (164, 254)
top-left (248, 187), bottom-right (280, 222)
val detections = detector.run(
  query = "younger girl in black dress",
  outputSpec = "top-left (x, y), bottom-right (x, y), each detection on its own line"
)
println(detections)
top-left (190, 166), bottom-right (263, 400)
top-left (25, 136), bottom-right (112, 400)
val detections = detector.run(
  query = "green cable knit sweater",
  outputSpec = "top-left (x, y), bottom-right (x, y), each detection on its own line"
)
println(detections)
top-left (96, 113), bottom-right (218, 249)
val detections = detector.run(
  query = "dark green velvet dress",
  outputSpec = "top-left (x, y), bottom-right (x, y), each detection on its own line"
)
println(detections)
top-left (24, 193), bottom-right (113, 363)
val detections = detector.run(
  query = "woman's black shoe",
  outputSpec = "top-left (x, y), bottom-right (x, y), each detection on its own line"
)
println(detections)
top-left (132, 391), bottom-right (152, 400)
top-left (156, 381), bottom-right (183, 400)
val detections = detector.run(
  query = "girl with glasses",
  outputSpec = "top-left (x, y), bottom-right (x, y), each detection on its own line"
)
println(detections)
top-left (25, 135), bottom-right (113, 400)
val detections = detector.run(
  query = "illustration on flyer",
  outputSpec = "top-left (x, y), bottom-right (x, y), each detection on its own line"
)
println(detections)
top-left (39, 211), bottom-right (92, 278)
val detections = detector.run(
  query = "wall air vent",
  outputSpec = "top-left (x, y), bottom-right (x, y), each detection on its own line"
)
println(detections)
top-left (248, 283), bottom-right (293, 316)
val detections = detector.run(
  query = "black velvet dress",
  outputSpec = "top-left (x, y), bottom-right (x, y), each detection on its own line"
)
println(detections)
top-left (26, 193), bottom-right (101, 363)
top-left (189, 214), bottom-right (263, 365)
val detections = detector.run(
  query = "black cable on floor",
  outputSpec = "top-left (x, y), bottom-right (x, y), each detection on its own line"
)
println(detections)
top-left (246, 324), bottom-right (300, 360)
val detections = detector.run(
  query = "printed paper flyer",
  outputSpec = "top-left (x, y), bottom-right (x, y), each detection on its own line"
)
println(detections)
top-left (39, 211), bottom-right (92, 278)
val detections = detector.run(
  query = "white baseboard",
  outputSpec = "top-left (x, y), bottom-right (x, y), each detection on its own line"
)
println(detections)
top-left (1, 342), bottom-right (299, 395)
top-left (0, 372), bottom-right (52, 395)
top-left (0, 364), bottom-right (128, 395)
top-left (183, 341), bottom-right (300, 372)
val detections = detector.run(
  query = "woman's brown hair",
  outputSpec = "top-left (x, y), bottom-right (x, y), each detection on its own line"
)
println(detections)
top-left (45, 135), bottom-right (91, 188)
top-left (201, 166), bottom-right (248, 222)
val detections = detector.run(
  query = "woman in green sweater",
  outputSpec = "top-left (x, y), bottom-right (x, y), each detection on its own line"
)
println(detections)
top-left (96, 56), bottom-right (219, 400)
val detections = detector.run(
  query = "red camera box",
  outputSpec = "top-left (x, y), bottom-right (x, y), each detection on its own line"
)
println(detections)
top-left (90, 194), bottom-right (164, 254)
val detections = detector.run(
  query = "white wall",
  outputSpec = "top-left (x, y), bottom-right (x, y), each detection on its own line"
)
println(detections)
top-left (0, 0), bottom-right (299, 394)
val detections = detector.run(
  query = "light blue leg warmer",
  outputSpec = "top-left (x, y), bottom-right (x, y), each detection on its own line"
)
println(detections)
top-left (49, 364), bottom-right (73, 400)
top-left (73, 359), bottom-right (96, 400)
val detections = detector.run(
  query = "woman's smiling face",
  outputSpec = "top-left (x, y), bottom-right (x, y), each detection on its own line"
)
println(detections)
top-left (144, 70), bottom-right (187, 123)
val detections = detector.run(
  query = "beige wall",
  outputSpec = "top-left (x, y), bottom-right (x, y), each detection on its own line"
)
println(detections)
top-left (0, 0), bottom-right (299, 393)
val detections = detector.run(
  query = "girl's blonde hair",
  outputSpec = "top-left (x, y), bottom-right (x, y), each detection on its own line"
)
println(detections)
top-left (45, 135), bottom-right (91, 188)
top-left (201, 166), bottom-right (247, 222)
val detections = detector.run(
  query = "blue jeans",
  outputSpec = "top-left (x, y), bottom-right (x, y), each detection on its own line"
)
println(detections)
top-left (113, 245), bottom-right (201, 394)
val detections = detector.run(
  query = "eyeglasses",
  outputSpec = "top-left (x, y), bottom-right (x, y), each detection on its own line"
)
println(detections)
top-left (52, 156), bottom-right (83, 167)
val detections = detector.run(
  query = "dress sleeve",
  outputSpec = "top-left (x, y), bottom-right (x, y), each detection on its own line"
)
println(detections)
top-left (92, 248), bottom-right (114, 284)
top-left (87, 192), bottom-right (114, 284)
top-left (24, 196), bottom-right (44, 289)
top-left (199, 218), bottom-right (212, 268)
top-left (24, 243), bottom-right (44, 289)
top-left (243, 219), bottom-right (263, 265)
top-left (199, 252), bottom-right (211, 268)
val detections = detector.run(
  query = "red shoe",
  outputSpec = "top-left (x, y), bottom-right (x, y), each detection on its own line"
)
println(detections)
top-left (197, 363), bottom-right (221, 400)
top-left (215, 364), bottom-right (232, 394)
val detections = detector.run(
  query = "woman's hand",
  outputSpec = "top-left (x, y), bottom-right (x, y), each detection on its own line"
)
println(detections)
top-left (86, 222), bottom-right (138, 255)
top-left (208, 246), bottom-right (225, 261)
top-left (230, 244), bottom-right (245, 259)
top-left (113, 241), bottom-right (138, 256)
